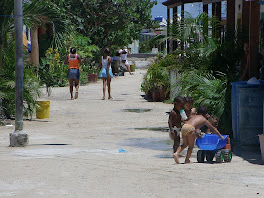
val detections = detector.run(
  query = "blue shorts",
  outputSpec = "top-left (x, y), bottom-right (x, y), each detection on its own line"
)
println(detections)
top-left (67, 69), bottom-right (80, 80)
top-left (98, 68), bottom-right (113, 78)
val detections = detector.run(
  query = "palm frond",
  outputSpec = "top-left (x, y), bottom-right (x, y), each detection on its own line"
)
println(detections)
top-left (172, 70), bottom-right (227, 117)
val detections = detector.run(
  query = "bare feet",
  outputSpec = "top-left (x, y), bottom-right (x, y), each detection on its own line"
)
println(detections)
top-left (71, 97), bottom-right (74, 100)
top-left (179, 154), bottom-right (185, 158)
top-left (184, 160), bottom-right (193, 164)
top-left (173, 153), bottom-right (180, 164)
top-left (74, 91), bottom-right (78, 99)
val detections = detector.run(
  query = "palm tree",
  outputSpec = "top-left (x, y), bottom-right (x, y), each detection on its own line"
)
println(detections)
top-left (0, 0), bottom-right (14, 70)
top-left (0, 0), bottom-right (75, 119)
top-left (155, 12), bottom-right (220, 56)
top-left (0, 0), bottom-right (75, 69)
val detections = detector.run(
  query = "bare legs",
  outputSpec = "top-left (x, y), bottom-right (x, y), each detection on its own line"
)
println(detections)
top-left (174, 133), bottom-right (196, 164)
top-left (69, 79), bottom-right (79, 100)
top-left (102, 78), bottom-right (112, 100)
top-left (125, 64), bottom-right (132, 75)
top-left (173, 134), bottom-right (180, 153)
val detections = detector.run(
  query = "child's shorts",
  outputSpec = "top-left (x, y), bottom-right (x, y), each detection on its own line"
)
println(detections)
top-left (181, 124), bottom-right (195, 136)
top-left (67, 69), bottom-right (80, 80)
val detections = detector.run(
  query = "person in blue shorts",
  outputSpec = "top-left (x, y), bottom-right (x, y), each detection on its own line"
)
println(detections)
top-left (98, 48), bottom-right (113, 100)
top-left (64, 47), bottom-right (82, 100)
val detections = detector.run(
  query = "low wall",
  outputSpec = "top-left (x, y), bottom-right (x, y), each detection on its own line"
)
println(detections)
top-left (128, 53), bottom-right (157, 58)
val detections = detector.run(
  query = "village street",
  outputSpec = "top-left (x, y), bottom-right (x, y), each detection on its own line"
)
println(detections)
top-left (0, 63), bottom-right (264, 198)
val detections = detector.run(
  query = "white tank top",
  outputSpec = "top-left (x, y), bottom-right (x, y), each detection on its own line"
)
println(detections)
top-left (102, 56), bottom-right (111, 69)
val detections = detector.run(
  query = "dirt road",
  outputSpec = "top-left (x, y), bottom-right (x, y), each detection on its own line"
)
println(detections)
top-left (0, 67), bottom-right (264, 198)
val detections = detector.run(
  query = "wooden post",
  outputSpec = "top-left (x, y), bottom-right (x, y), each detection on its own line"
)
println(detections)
top-left (203, 4), bottom-right (208, 37)
top-left (167, 8), bottom-right (171, 54)
top-left (173, 6), bottom-right (178, 51)
top-left (181, 3), bottom-right (184, 50)
top-left (30, 26), bottom-right (39, 66)
top-left (227, 0), bottom-right (235, 33)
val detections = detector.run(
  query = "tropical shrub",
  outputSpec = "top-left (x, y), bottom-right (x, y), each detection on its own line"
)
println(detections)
top-left (0, 40), bottom-right (41, 119)
top-left (38, 48), bottom-right (68, 96)
top-left (141, 56), bottom-right (170, 101)
top-left (173, 70), bottom-right (227, 118)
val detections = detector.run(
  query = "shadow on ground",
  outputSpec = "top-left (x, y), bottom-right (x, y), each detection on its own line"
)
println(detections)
top-left (119, 137), bottom-right (172, 152)
top-left (232, 142), bottom-right (264, 165)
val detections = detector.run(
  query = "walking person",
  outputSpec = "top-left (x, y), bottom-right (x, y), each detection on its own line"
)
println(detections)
top-left (119, 47), bottom-right (132, 75)
top-left (98, 48), bottom-right (113, 100)
top-left (64, 47), bottom-right (82, 100)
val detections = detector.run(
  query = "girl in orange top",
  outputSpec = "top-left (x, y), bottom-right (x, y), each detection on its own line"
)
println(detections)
top-left (64, 47), bottom-right (82, 100)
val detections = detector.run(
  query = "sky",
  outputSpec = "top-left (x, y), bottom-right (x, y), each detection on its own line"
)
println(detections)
top-left (151, 0), bottom-right (203, 19)
top-left (151, 0), bottom-right (226, 20)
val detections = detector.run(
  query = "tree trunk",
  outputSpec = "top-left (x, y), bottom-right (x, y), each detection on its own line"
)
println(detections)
top-left (30, 26), bottom-right (39, 66)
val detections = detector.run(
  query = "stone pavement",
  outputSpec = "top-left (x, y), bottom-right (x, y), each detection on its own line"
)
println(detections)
top-left (0, 68), bottom-right (264, 198)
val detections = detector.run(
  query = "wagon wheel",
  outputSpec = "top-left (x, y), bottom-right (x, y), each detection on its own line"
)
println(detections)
top-left (223, 149), bottom-right (232, 162)
top-left (205, 151), bottom-right (214, 162)
top-left (197, 150), bottom-right (205, 163)
top-left (215, 150), bottom-right (223, 163)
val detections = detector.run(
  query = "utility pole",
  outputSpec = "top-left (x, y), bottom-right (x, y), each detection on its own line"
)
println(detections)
top-left (10, 0), bottom-right (29, 147)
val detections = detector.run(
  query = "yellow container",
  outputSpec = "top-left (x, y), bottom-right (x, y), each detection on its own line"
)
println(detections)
top-left (36, 101), bottom-right (50, 119)
top-left (130, 64), bottom-right (136, 72)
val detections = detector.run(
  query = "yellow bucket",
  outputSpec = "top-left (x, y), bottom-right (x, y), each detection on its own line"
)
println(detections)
top-left (130, 64), bottom-right (136, 72)
top-left (36, 101), bottom-right (50, 119)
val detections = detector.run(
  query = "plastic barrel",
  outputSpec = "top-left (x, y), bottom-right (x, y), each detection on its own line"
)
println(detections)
top-left (36, 101), bottom-right (50, 119)
top-left (231, 81), bottom-right (247, 141)
top-left (231, 81), bottom-right (264, 142)
top-left (239, 88), bottom-right (264, 145)
top-left (130, 65), bottom-right (135, 72)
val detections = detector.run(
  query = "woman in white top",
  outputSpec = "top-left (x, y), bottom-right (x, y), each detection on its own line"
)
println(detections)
top-left (98, 48), bottom-right (113, 100)
top-left (119, 48), bottom-right (132, 75)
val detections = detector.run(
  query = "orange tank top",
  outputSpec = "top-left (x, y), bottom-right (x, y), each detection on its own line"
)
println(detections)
top-left (68, 54), bottom-right (79, 69)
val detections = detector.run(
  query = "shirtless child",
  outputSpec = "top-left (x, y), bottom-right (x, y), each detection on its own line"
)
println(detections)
top-left (173, 105), bottom-right (225, 164)
top-left (168, 96), bottom-right (185, 153)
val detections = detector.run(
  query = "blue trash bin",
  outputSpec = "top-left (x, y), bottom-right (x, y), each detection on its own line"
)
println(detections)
top-left (231, 81), bottom-right (264, 143)
top-left (239, 88), bottom-right (264, 145)
top-left (231, 81), bottom-right (247, 142)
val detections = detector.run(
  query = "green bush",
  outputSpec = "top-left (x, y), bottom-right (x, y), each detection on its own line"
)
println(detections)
top-left (0, 40), bottom-right (41, 119)
top-left (38, 48), bottom-right (68, 96)
top-left (141, 56), bottom-right (170, 97)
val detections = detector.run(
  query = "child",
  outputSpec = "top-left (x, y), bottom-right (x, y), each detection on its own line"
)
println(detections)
top-left (168, 96), bottom-right (185, 153)
top-left (173, 105), bottom-right (224, 164)
top-left (184, 96), bottom-right (197, 120)
top-left (112, 51), bottom-right (121, 75)
top-left (206, 115), bottom-right (219, 134)
top-left (64, 47), bottom-right (82, 100)
top-left (98, 48), bottom-right (113, 100)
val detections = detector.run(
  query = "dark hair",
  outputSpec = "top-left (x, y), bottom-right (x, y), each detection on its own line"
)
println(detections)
top-left (197, 105), bottom-right (208, 115)
top-left (104, 48), bottom-right (110, 55)
top-left (116, 51), bottom-right (120, 56)
top-left (209, 115), bottom-right (219, 122)
top-left (70, 47), bottom-right (76, 54)
top-left (184, 96), bottom-right (193, 104)
top-left (174, 96), bottom-right (184, 103)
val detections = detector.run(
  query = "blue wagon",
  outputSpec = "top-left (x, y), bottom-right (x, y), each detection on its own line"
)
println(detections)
top-left (196, 134), bottom-right (232, 163)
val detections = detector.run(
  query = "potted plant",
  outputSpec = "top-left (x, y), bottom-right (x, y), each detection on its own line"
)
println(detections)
top-left (86, 64), bottom-right (99, 83)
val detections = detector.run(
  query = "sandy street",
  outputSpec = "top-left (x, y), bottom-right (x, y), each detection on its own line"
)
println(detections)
top-left (0, 65), bottom-right (264, 198)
